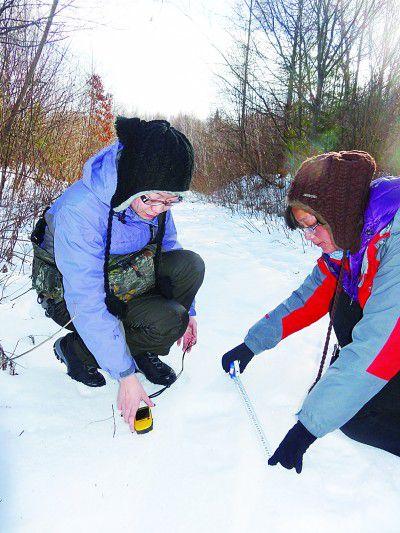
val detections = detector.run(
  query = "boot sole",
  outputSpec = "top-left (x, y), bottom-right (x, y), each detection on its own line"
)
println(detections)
top-left (54, 338), bottom-right (67, 366)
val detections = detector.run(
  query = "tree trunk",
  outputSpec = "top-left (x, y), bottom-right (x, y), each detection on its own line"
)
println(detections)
top-left (0, 0), bottom-right (59, 200)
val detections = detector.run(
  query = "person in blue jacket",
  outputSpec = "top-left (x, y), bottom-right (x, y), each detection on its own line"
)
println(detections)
top-left (34, 117), bottom-right (205, 428)
top-left (222, 151), bottom-right (400, 472)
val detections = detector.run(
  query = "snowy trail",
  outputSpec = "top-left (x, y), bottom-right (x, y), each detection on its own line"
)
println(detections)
top-left (1, 199), bottom-right (399, 533)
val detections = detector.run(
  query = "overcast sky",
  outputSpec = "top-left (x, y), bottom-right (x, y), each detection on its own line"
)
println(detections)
top-left (69, 0), bottom-right (236, 120)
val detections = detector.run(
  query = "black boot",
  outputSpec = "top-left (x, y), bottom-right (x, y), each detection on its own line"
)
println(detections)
top-left (54, 337), bottom-right (106, 387)
top-left (134, 352), bottom-right (176, 386)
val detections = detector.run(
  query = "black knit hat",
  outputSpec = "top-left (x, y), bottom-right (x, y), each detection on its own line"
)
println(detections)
top-left (112, 117), bottom-right (194, 211)
top-left (104, 117), bottom-right (195, 319)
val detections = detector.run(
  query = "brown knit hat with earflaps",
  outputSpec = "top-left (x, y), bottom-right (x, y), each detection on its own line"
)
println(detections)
top-left (287, 151), bottom-right (376, 253)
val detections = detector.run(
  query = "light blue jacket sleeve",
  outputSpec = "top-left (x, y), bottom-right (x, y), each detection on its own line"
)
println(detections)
top-left (298, 228), bottom-right (400, 437)
top-left (162, 210), bottom-right (182, 252)
top-left (54, 206), bottom-right (136, 380)
top-left (245, 260), bottom-right (334, 354)
top-left (162, 211), bottom-right (196, 317)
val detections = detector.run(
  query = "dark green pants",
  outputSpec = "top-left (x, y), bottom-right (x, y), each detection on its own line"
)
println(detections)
top-left (49, 250), bottom-right (205, 368)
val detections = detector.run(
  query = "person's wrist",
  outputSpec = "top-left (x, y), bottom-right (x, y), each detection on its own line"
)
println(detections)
top-left (241, 342), bottom-right (254, 357)
top-left (119, 373), bottom-right (139, 384)
top-left (293, 421), bottom-right (317, 447)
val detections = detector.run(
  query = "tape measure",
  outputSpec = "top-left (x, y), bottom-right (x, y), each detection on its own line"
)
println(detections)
top-left (229, 361), bottom-right (272, 461)
top-left (134, 406), bottom-right (153, 434)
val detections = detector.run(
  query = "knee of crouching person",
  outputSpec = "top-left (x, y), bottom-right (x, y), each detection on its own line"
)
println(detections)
top-left (186, 250), bottom-right (205, 278)
top-left (170, 302), bottom-right (189, 339)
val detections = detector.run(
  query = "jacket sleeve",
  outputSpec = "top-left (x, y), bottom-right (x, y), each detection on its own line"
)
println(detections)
top-left (298, 228), bottom-right (400, 437)
top-left (162, 211), bottom-right (196, 317)
top-left (161, 210), bottom-right (182, 252)
top-left (53, 206), bottom-right (136, 380)
top-left (245, 257), bottom-right (337, 354)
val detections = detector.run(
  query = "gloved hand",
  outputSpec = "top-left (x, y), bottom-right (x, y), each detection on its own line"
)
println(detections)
top-left (268, 421), bottom-right (317, 474)
top-left (221, 342), bottom-right (255, 373)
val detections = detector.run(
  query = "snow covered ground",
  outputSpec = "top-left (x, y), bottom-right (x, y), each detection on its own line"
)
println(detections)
top-left (1, 198), bottom-right (399, 533)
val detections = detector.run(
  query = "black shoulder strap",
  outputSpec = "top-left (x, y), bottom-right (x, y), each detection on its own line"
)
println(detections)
top-left (30, 195), bottom-right (61, 246)
top-left (154, 212), bottom-right (167, 278)
top-left (30, 207), bottom-right (50, 246)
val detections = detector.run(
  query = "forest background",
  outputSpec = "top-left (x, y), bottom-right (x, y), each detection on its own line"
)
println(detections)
top-left (2, 0), bottom-right (400, 267)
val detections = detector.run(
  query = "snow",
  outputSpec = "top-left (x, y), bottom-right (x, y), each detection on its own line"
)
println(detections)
top-left (1, 198), bottom-right (399, 533)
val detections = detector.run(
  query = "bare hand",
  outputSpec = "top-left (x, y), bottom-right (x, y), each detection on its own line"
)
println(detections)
top-left (117, 373), bottom-right (154, 430)
top-left (177, 316), bottom-right (197, 352)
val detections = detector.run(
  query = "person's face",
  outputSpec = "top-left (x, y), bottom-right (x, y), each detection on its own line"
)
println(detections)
top-left (291, 207), bottom-right (340, 254)
top-left (130, 192), bottom-right (182, 220)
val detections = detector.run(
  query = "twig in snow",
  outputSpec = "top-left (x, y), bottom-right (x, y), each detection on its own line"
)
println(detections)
top-left (8, 316), bottom-right (75, 362)
top-left (11, 339), bottom-right (21, 358)
top-left (2, 280), bottom-right (31, 299)
top-left (85, 405), bottom-right (117, 437)
top-left (9, 360), bottom-right (17, 375)
top-left (0, 342), bottom-right (19, 374)
top-left (10, 287), bottom-right (34, 302)
top-left (0, 347), bottom-right (26, 370)
top-left (239, 213), bottom-right (262, 233)
top-left (85, 416), bottom-right (113, 427)
top-left (0, 343), bottom-right (7, 371)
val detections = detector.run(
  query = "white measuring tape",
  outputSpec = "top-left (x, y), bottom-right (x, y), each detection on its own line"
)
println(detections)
top-left (230, 361), bottom-right (272, 461)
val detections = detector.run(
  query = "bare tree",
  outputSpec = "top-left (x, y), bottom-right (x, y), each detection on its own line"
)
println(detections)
top-left (0, 0), bottom-right (111, 265)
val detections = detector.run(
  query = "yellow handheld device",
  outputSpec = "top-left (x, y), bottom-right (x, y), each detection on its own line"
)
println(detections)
top-left (134, 406), bottom-right (153, 434)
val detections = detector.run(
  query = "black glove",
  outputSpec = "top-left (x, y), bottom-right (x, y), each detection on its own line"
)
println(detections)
top-left (221, 342), bottom-right (255, 373)
top-left (268, 421), bottom-right (317, 474)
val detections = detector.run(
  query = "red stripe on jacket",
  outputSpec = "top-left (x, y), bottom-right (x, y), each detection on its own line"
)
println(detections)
top-left (366, 317), bottom-right (400, 380)
top-left (358, 232), bottom-right (390, 308)
top-left (281, 258), bottom-right (337, 339)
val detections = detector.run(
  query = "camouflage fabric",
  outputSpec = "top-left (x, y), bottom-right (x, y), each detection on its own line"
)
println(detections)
top-left (108, 245), bottom-right (156, 302)
top-left (32, 243), bottom-right (64, 302)
top-left (31, 243), bottom-right (157, 303)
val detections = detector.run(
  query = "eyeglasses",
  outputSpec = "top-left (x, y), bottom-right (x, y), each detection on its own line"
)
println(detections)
top-left (140, 195), bottom-right (183, 207)
top-left (300, 221), bottom-right (322, 235)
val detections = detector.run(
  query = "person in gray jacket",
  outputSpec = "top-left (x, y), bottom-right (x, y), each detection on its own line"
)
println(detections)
top-left (222, 151), bottom-right (400, 472)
